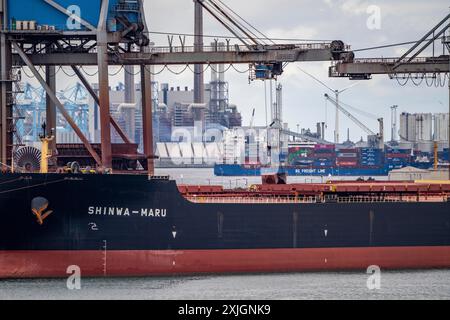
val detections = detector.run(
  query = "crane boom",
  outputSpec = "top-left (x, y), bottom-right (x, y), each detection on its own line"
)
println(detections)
top-left (10, 42), bottom-right (350, 67)
top-left (324, 93), bottom-right (376, 136)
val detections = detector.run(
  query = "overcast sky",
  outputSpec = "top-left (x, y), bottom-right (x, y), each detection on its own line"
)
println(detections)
top-left (25, 0), bottom-right (449, 142)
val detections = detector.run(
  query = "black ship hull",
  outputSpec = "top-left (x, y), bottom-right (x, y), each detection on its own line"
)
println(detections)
top-left (1, 173), bottom-right (449, 278)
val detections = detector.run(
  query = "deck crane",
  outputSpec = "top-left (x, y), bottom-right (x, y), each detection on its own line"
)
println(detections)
top-left (324, 94), bottom-right (384, 148)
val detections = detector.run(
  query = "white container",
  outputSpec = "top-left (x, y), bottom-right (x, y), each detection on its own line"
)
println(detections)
top-left (29, 21), bottom-right (36, 30)
top-left (16, 21), bottom-right (22, 30)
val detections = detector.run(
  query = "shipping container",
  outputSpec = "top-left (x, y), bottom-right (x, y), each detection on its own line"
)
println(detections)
top-left (312, 153), bottom-right (336, 159)
top-left (386, 148), bottom-right (412, 154)
top-left (336, 162), bottom-right (359, 167)
top-left (337, 152), bottom-right (358, 158)
top-left (313, 160), bottom-right (334, 167)
top-left (315, 144), bottom-right (335, 150)
top-left (361, 148), bottom-right (382, 152)
top-left (386, 153), bottom-right (411, 159)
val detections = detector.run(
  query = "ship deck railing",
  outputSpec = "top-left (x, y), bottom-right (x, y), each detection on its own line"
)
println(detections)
top-left (184, 195), bottom-right (449, 204)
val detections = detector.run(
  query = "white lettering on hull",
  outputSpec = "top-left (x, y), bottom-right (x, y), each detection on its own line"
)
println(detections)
top-left (88, 207), bottom-right (166, 218)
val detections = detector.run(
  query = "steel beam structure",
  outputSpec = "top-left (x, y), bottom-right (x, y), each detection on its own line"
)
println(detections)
top-left (194, 0), bottom-right (205, 104)
top-left (124, 65), bottom-right (135, 104)
top-left (12, 42), bottom-right (102, 166)
top-left (281, 129), bottom-right (330, 144)
top-left (1, 0), bottom-right (350, 174)
top-left (330, 57), bottom-right (450, 78)
top-left (96, 0), bottom-right (112, 169)
top-left (0, 33), bottom-right (12, 167)
top-left (10, 45), bottom-right (341, 66)
top-left (45, 63), bottom-right (57, 153)
top-left (140, 63), bottom-right (154, 176)
top-left (71, 65), bottom-right (132, 144)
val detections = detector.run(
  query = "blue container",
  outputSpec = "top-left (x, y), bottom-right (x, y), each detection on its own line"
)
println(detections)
top-left (441, 149), bottom-right (449, 161)
top-left (313, 160), bottom-right (333, 167)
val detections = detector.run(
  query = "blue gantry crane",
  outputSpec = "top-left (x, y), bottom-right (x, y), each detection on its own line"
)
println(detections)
top-left (15, 82), bottom-right (90, 143)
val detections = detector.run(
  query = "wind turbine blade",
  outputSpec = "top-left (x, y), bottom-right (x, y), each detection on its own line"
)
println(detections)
top-left (297, 66), bottom-right (335, 93)
top-left (338, 82), bottom-right (360, 94)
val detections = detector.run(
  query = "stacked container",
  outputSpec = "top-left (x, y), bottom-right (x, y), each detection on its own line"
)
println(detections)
top-left (360, 148), bottom-right (383, 168)
top-left (385, 147), bottom-right (412, 169)
top-left (336, 148), bottom-right (359, 167)
top-left (313, 144), bottom-right (336, 167)
top-left (441, 148), bottom-right (449, 162)
top-left (287, 147), bottom-right (314, 166)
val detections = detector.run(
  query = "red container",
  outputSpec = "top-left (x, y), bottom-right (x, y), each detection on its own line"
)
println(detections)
top-left (312, 153), bottom-right (336, 158)
top-left (337, 148), bottom-right (358, 153)
top-left (336, 160), bottom-right (359, 166)
top-left (314, 144), bottom-right (335, 152)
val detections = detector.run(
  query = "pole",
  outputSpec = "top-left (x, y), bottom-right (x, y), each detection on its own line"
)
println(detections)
top-left (194, 0), bottom-right (204, 104)
top-left (96, 0), bottom-right (112, 169)
top-left (45, 61), bottom-right (57, 156)
top-left (335, 91), bottom-right (339, 143)
top-left (447, 9), bottom-right (450, 180)
top-left (141, 64), bottom-right (154, 176)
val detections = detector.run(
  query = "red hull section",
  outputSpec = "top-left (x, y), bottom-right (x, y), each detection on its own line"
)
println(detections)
top-left (1, 247), bottom-right (450, 278)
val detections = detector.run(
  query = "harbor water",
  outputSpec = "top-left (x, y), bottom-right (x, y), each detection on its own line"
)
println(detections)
top-left (1, 168), bottom-right (449, 300)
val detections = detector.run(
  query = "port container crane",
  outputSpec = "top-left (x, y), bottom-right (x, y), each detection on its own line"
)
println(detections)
top-left (1, 0), bottom-right (354, 173)
top-left (329, 12), bottom-right (449, 177)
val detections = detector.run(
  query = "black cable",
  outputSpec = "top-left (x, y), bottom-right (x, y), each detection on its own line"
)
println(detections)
top-left (165, 65), bottom-right (190, 75)
top-left (60, 66), bottom-right (77, 77)
top-left (124, 66), bottom-right (141, 76)
top-left (80, 66), bottom-right (98, 77)
top-left (215, 0), bottom-right (275, 45)
top-left (207, 0), bottom-right (263, 45)
top-left (231, 64), bottom-right (250, 73)
top-left (21, 67), bottom-right (35, 79)
top-left (146, 30), bottom-right (332, 43)
top-left (200, 0), bottom-right (252, 47)
top-left (187, 64), bottom-right (211, 75)
top-left (208, 63), bottom-right (233, 74)
top-left (109, 66), bottom-right (124, 76)
top-left (353, 36), bottom-right (445, 52)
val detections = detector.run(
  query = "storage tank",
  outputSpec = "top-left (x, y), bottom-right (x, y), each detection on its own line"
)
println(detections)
top-left (434, 113), bottom-right (449, 142)
top-left (415, 113), bottom-right (433, 141)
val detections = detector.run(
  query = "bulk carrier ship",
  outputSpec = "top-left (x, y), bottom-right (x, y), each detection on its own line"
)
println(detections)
top-left (1, 170), bottom-right (450, 278)
top-left (1, 0), bottom-right (449, 279)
